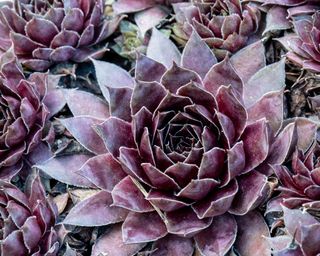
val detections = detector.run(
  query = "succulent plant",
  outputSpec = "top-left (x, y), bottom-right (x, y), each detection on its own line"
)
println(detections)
top-left (253, 0), bottom-right (320, 17)
top-left (267, 207), bottom-right (320, 256)
top-left (113, 0), bottom-right (187, 37)
top-left (0, 0), bottom-right (319, 255)
top-left (0, 0), bottom-right (123, 71)
top-left (172, 0), bottom-right (261, 59)
top-left (278, 11), bottom-right (320, 73)
top-left (0, 50), bottom-right (56, 180)
top-left (271, 142), bottom-right (320, 211)
top-left (248, 0), bottom-right (320, 36)
top-left (0, 173), bottom-right (59, 256)
top-left (36, 29), bottom-right (317, 255)
top-left (111, 20), bottom-right (148, 60)
top-left (112, 21), bottom-right (173, 61)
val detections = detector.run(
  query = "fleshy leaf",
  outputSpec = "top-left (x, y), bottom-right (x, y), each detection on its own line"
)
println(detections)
top-left (147, 28), bottom-right (181, 69)
top-left (203, 56), bottom-right (242, 96)
top-left (192, 180), bottom-right (238, 219)
top-left (92, 59), bottom-right (134, 103)
top-left (151, 234), bottom-right (194, 256)
top-left (112, 176), bottom-right (154, 213)
top-left (266, 123), bottom-right (295, 166)
top-left (134, 6), bottom-right (169, 36)
top-left (35, 155), bottom-right (95, 187)
top-left (160, 63), bottom-right (202, 93)
top-left (301, 223), bottom-right (320, 256)
top-left (294, 118), bottom-right (317, 152)
top-left (79, 153), bottom-right (126, 192)
top-left (135, 53), bottom-right (166, 82)
top-left (241, 119), bottom-right (269, 172)
top-left (247, 90), bottom-right (283, 133)
top-left (92, 224), bottom-right (146, 256)
top-left (194, 213), bottom-right (237, 256)
top-left (243, 59), bottom-right (286, 107)
top-left (165, 207), bottom-right (213, 237)
top-left (234, 211), bottom-right (271, 255)
top-left (113, 0), bottom-right (155, 14)
top-left (230, 171), bottom-right (270, 215)
top-left (95, 117), bottom-right (135, 158)
top-left (60, 116), bottom-right (107, 155)
top-left (64, 191), bottom-right (128, 226)
top-left (282, 206), bottom-right (318, 243)
top-left (216, 85), bottom-right (247, 141)
top-left (263, 6), bottom-right (291, 35)
top-left (181, 30), bottom-right (217, 79)
top-left (122, 211), bottom-right (168, 243)
top-left (108, 87), bottom-right (133, 122)
top-left (230, 40), bottom-right (266, 84)
top-left (43, 87), bottom-right (66, 118)
top-left (64, 89), bottom-right (109, 119)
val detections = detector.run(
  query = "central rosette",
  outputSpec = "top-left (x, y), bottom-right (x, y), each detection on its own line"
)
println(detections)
top-left (96, 59), bottom-right (270, 223)
top-left (130, 81), bottom-right (227, 204)
top-left (151, 87), bottom-right (220, 162)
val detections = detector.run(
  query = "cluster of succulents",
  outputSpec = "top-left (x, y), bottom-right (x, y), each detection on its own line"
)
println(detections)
top-left (271, 142), bottom-right (320, 210)
top-left (0, 173), bottom-right (59, 255)
top-left (0, 0), bottom-right (320, 255)
top-left (0, 50), bottom-right (55, 180)
top-left (267, 206), bottom-right (320, 255)
top-left (0, 0), bottom-right (123, 71)
top-left (172, 0), bottom-right (262, 59)
top-left (278, 12), bottom-right (320, 73)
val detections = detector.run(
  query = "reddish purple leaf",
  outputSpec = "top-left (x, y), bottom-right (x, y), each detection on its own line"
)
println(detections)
top-left (92, 59), bottom-right (134, 103)
top-left (204, 56), bottom-right (242, 96)
top-left (244, 59), bottom-right (286, 107)
top-left (181, 30), bottom-right (217, 79)
top-left (147, 28), bottom-right (181, 69)
top-left (92, 224), bottom-right (146, 256)
top-left (230, 171), bottom-right (270, 215)
top-left (60, 116), bottom-right (107, 155)
top-left (122, 211), bottom-right (167, 243)
top-left (113, 0), bottom-right (156, 14)
top-left (64, 191), bottom-right (128, 226)
top-left (241, 119), bottom-right (269, 173)
top-left (112, 176), bottom-right (154, 213)
top-left (247, 90), bottom-right (283, 134)
top-left (234, 211), bottom-right (271, 256)
top-left (64, 89), bottom-right (110, 120)
top-left (152, 234), bottom-right (194, 256)
top-left (194, 213), bottom-right (237, 256)
top-left (35, 155), bottom-right (95, 187)
top-left (95, 117), bottom-right (135, 158)
top-left (79, 153), bottom-right (126, 192)
top-left (135, 6), bottom-right (169, 36)
top-left (165, 207), bottom-right (212, 237)
top-left (230, 40), bottom-right (266, 84)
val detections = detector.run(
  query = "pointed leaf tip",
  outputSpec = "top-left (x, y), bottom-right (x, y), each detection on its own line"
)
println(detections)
top-left (147, 28), bottom-right (181, 69)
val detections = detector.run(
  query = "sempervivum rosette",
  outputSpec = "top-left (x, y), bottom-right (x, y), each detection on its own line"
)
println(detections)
top-left (0, 51), bottom-right (54, 180)
top-left (244, 0), bottom-right (319, 35)
top-left (267, 207), bottom-right (320, 256)
top-left (0, 173), bottom-right (59, 255)
top-left (278, 11), bottom-right (320, 73)
top-left (37, 30), bottom-right (317, 255)
top-left (172, 0), bottom-right (261, 59)
top-left (251, 0), bottom-right (320, 17)
top-left (0, 0), bottom-right (123, 71)
top-left (270, 142), bottom-right (320, 211)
